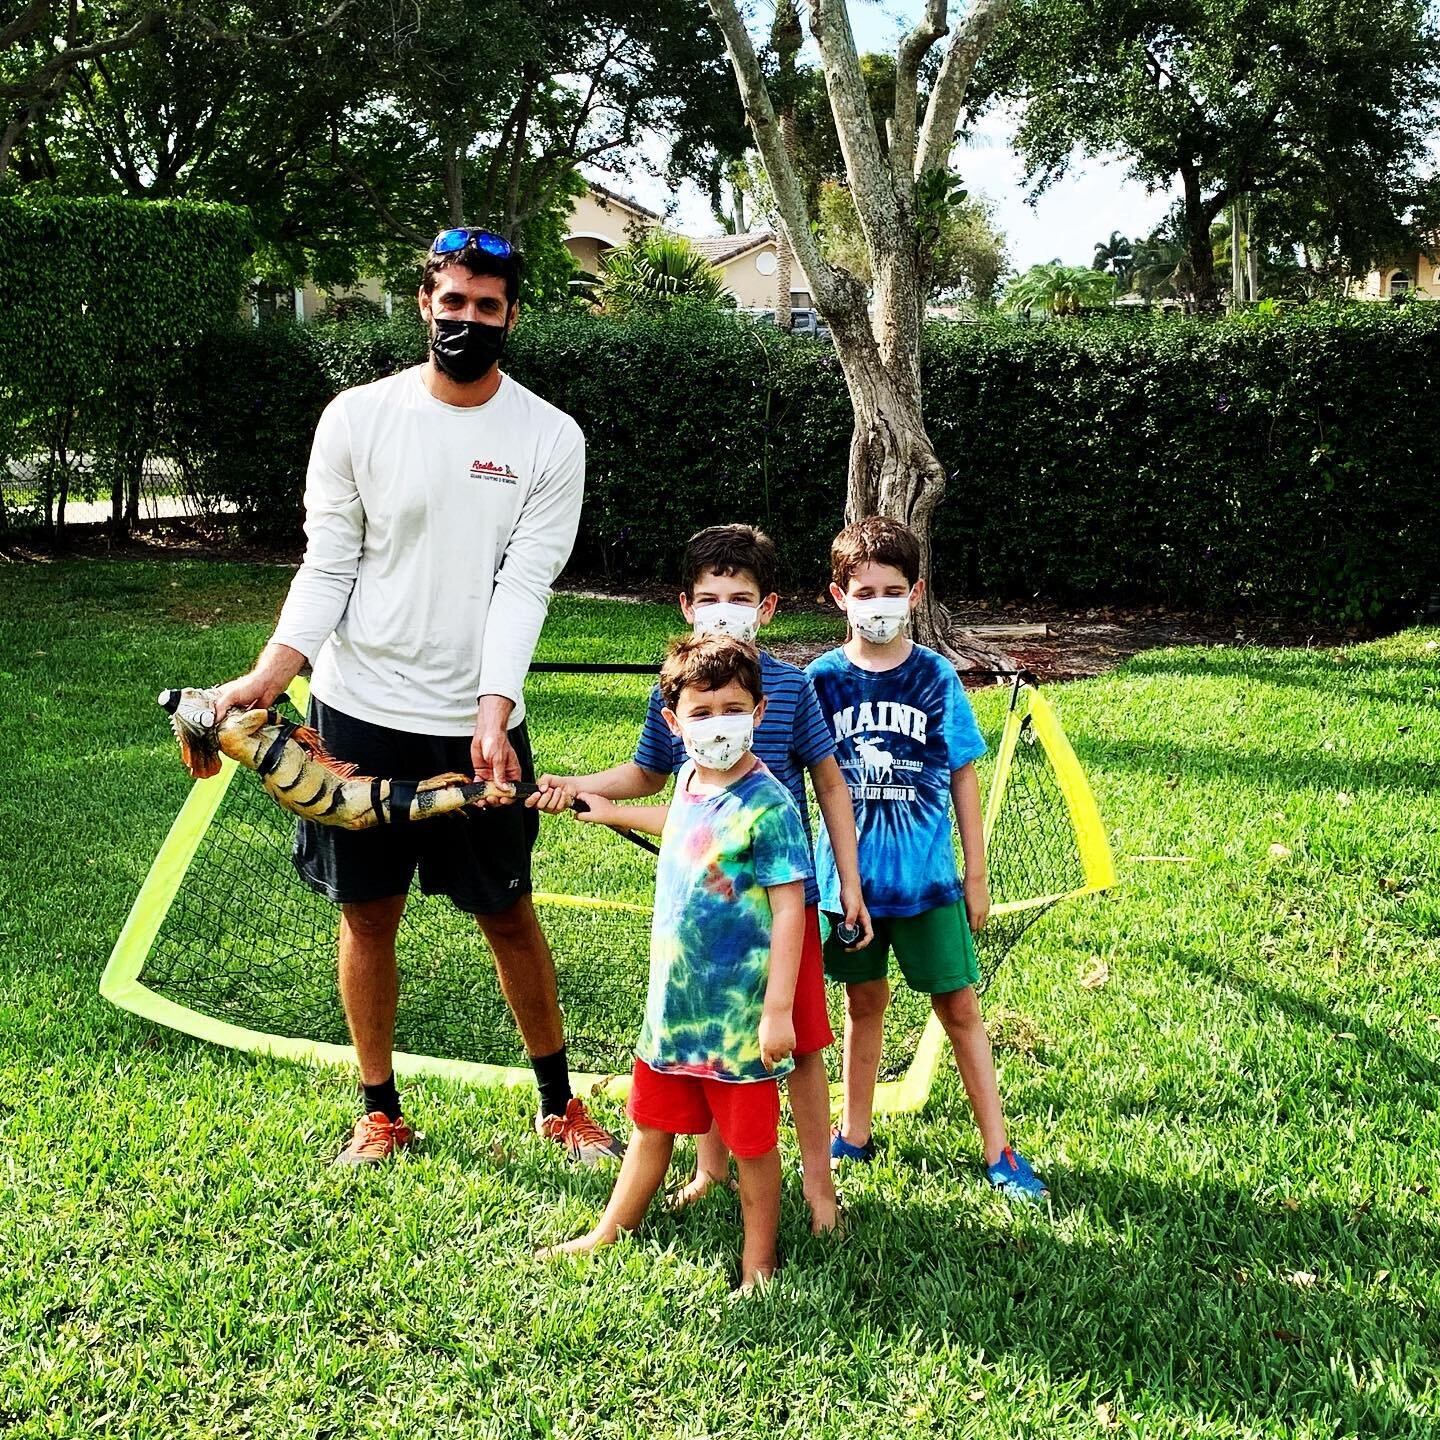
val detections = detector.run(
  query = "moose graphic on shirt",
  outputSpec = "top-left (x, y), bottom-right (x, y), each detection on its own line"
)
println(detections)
top-left (852, 735), bottom-right (895, 783)
top-left (831, 700), bottom-right (926, 803)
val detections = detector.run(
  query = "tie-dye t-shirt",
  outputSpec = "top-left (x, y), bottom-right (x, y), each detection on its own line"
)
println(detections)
top-left (807, 643), bottom-right (986, 918)
top-left (639, 759), bottom-right (814, 1084)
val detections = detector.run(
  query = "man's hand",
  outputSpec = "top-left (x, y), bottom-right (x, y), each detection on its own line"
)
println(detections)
top-left (840, 881), bottom-right (874, 949)
top-left (529, 775), bottom-right (577, 814)
top-left (472, 695), bottom-right (520, 805)
top-left (759, 1006), bottom-right (795, 1071)
top-left (212, 644), bottom-right (307, 720)
top-left (964, 872), bottom-right (991, 934)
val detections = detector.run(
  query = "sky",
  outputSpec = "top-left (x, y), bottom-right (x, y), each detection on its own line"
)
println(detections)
top-left (615, 1), bottom-right (1180, 273)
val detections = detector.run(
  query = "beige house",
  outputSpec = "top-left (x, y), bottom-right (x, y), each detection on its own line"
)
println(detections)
top-left (1352, 245), bottom-right (1439, 300)
top-left (562, 181), bottom-right (660, 277)
top-left (564, 185), bottom-right (813, 314)
top-left (265, 181), bottom-right (811, 320)
top-left (690, 231), bottom-right (814, 313)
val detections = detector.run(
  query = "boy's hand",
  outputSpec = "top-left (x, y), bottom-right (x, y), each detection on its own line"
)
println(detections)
top-left (964, 872), bottom-right (990, 934)
top-left (573, 792), bottom-right (624, 827)
top-left (840, 881), bottom-right (874, 948)
top-left (528, 774), bottom-right (577, 814)
top-left (759, 1007), bottom-right (795, 1071)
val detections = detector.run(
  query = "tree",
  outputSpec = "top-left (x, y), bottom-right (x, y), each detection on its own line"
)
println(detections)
top-left (0, 0), bottom-right (161, 179)
top-left (1092, 229), bottom-right (1134, 287)
top-left (1002, 260), bottom-right (1115, 315)
top-left (8, 1), bottom-right (744, 299)
top-left (981, 0), bottom-right (1440, 309)
top-left (817, 177), bottom-right (1007, 305)
top-left (705, 0), bottom-right (1015, 651)
top-left (595, 231), bottom-right (727, 316)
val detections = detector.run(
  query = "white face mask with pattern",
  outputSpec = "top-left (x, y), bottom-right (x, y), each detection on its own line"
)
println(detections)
top-left (680, 710), bottom-right (757, 772)
top-left (847, 593), bottom-right (912, 645)
top-left (691, 601), bottom-right (760, 644)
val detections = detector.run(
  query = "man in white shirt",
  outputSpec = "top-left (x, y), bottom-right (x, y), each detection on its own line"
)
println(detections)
top-left (214, 229), bottom-right (624, 1167)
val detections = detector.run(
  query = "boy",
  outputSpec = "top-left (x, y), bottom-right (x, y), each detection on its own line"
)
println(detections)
top-left (810, 517), bottom-right (1048, 1201)
top-left (539, 524), bottom-right (869, 1233)
top-left (540, 635), bottom-right (811, 1288)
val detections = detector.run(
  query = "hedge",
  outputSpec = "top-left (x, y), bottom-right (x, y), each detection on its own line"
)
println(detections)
top-left (8, 276), bottom-right (1440, 621)
top-left (0, 196), bottom-right (250, 532)
top-left (445, 305), bottom-right (1439, 621)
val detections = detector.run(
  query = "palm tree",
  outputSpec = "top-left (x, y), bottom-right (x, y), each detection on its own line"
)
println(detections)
top-left (1002, 261), bottom-right (1116, 317)
top-left (1130, 236), bottom-right (1194, 302)
top-left (1092, 231), bottom-right (1135, 288)
top-left (597, 233), bottom-right (727, 317)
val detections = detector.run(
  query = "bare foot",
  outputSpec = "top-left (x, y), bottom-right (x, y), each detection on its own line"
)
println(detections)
top-left (536, 1229), bottom-right (611, 1260)
top-left (805, 1187), bottom-right (843, 1236)
top-left (737, 1264), bottom-right (776, 1294)
top-left (667, 1168), bottom-right (733, 1212)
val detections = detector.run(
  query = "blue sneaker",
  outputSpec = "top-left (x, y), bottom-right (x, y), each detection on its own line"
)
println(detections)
top-left (985, 1146), bottom-right (1049, 1202)
top-left (829, 1125), bottom-right (876, 1168)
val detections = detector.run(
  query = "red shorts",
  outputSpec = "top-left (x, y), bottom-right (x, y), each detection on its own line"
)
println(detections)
top-left (628, 1060), bottom-right (780, 1158)
top-left (793, 905), bottom-right (834, 1056)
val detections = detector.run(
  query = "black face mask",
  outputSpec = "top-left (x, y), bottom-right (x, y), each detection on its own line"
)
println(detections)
top-left (430, 314), bottom-right (510, 384)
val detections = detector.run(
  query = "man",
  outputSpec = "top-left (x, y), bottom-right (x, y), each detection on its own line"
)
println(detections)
top-left (214, 228), bottom-right (624, 1167)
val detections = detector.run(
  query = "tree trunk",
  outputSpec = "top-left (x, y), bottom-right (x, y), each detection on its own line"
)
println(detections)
top-left (1180, 163), bottom-right (1219, 310)
top-left (1246, 201), bottom-right (1260, 302)
top-left (774, 228), bottom-right (793, 331)
top-left (823, 291), bottom-right (954, 653)
top-left (1230, 201), bottom-right (1242, 311)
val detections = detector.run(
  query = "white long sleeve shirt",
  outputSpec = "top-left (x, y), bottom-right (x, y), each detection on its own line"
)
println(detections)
top-left (270, 366), bottom-right (585, 735)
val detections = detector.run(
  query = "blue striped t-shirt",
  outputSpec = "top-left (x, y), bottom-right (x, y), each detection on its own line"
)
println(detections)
top-left (634, 649), bottom-right (835, 906)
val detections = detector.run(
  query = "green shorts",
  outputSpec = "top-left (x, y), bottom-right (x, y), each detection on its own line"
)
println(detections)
top-left (822, 902), bottom-right (980, 995)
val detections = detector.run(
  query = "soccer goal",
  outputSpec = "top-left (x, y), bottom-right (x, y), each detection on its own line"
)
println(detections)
top-left (101, 667), bottom-right (1114, 1112)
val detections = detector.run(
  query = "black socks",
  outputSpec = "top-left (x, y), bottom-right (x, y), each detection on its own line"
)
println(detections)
top-left (362, 1072), bottom-right (402, 1122)
top-left (531, 1046), bottom-right (573, 1119)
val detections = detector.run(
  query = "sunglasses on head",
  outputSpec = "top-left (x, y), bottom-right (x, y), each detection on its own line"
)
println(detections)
top-left (430, 228), bottom-right (514, 259)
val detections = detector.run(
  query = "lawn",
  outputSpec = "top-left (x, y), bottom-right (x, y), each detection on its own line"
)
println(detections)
top-left (1, 559), bottom-right (1437, 1439)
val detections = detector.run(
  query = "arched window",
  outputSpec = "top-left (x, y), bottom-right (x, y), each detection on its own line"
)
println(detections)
top-left (1389, 268), bottom-right (1412, 297)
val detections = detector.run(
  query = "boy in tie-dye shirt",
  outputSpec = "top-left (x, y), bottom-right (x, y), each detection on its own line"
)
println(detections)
top-left (540, 635), bottom-right (811, 1288)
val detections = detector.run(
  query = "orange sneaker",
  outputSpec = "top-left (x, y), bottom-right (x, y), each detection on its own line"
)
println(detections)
top-left (332, 1111), bottom-right (416, 1166)
top-left (536, 1097), bottom-right (625, 1165)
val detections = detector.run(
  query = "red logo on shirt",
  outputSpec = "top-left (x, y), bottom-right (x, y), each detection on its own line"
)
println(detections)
top-left (470, 459), bottom-right (518, 483)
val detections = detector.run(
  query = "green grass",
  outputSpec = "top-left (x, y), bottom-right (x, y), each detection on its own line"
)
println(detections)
top-left (2, 559), bottom-right (1438, 1439)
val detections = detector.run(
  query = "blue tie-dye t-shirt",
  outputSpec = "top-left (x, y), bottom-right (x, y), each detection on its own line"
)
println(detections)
top-left (639, 759), bottom-right (813, 1083)
top-left (806, 644), bottom-right (986, 918)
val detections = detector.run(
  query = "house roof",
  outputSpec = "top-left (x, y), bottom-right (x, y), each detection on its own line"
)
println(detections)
top-left (585, 181), bottom-right (661, 222)
top-left (691, 230), bottom-right (775, 265)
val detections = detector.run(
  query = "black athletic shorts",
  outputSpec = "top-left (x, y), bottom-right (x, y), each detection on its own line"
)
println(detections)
top-left (292, 697), bottom-right (539, 915)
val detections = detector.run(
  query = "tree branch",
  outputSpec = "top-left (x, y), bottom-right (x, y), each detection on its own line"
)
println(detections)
top-left (916, 0), bottom-right (1012, 178)
top-left (329, 126), bottom-right (429, 249)
top-left (891, 0), bottom-right (947, 192)
top-left (195, 1), bottom-right (356, 50)
top-left (704, 0), bottom-right (844, 312)
top-left (0, 0), bottom-right (49, 55)
top-left (807, 0), bottom-right (897, 230)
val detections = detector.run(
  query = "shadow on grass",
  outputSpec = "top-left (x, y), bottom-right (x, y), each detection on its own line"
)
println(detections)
top-left (1071, 729), bottom-right (1440, 801)
top-left (1122, 648), bottom-right (1438, 714)
top-left (1174, 948), bottom-right (1440, 1097)
top-left (753, 1171), bottom-right (1437, 1436)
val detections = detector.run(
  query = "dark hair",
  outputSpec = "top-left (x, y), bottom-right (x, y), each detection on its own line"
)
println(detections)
top-left (421, 240), bottom-right (523, 308)
top-left (831, 515), bottom-right (922, 590)
top-left (682, 523), bottom-right (778, 599)
top-left (659, 634), bottom-right (764, 710)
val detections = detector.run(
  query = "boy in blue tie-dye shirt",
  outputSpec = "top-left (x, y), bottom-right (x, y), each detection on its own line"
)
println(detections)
top-left (809, 518), bottom-right (1048, 1202)
top-left (540, 635), bottom-right (812, 1287)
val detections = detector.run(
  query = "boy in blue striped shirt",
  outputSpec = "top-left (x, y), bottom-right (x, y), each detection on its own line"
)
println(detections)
top-left (540, 524), bottom-right (870, 1233)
